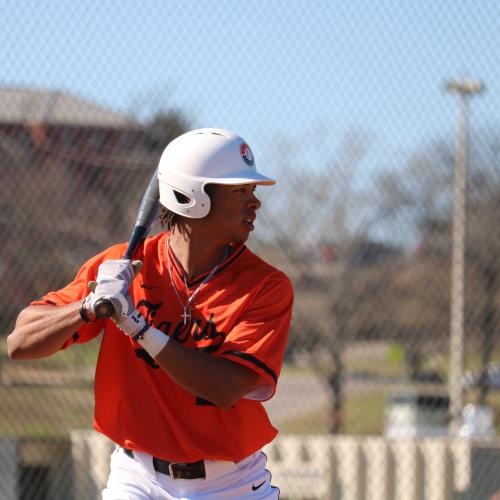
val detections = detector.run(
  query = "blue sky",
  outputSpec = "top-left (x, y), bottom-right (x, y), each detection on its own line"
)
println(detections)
top-left (1, 1), bottom-right (498, 200)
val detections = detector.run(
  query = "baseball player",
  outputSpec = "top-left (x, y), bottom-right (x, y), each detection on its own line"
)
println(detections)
top-left (7, 128), bottom-right (294, 499)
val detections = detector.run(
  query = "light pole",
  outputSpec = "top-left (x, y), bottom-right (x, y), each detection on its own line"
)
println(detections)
top-left (445, 78), bottom-right (484, 435)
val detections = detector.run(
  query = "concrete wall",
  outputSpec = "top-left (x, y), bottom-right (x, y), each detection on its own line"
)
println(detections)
top-left (0, 438), bottom-right (18, 500)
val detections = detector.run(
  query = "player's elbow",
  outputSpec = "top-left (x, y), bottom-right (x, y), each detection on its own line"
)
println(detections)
top-left (7, 311), bottom-right (33, 359)
top-left (217, 376), bottom-right (262, 409)
top-left (217, 397), bottom-right (237, 410)
top-left (6, 327), bottom-right (36, 360)
top-left (6, 332), bottom-right (24, 359)
top-left (215, 389), bottom-right (244, 409)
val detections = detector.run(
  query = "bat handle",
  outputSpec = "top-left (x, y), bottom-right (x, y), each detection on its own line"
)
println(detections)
top-left (93, 298), bottom-right (115, 318)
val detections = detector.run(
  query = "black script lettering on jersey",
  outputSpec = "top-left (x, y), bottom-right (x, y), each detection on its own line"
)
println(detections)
top-left (195, 396), bottom-right (234, 408)
top-left (156, 315), bottom-right (226, 351)
top-left (136, 299), bottom-right (226, 352)
top-left (140, 282), bottom-right (158, 290)
top-left (195, 396), bottom-right (216, 406)
top-left (134, 348), bottom-right (160, 369)
top-left (137, 299), bottom-right (163, 324)
top-left (156, 321), bottom-right (172, 335)
top-left (195, 314), bottom-right (225, 351)
top-left (171, 321), bottom-right (192, 343)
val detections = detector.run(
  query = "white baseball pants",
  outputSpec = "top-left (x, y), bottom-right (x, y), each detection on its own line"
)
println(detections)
top-left (102, 446), bottom-right (280, 499)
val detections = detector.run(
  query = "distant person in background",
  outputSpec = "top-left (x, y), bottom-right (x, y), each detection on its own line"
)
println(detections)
top-left (7, 128), bottom-right (293, 499)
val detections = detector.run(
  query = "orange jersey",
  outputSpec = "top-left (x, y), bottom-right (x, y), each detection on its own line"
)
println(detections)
top-left (32, 232), bottom-right (293, 462)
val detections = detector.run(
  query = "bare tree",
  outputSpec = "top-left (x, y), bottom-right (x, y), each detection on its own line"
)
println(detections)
top-left (376, 130), bottom-right (500, 403)
top-left (261, 128), bottom-right (413, 433)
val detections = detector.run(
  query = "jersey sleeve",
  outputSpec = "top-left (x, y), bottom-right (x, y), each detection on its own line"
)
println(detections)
top-left (29, 244), bottom-right (125, 349)
top-left (218, 272), bottom-right (294, 401)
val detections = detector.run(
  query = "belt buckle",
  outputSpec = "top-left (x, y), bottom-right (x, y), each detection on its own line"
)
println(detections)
top-left (168, 462), bottom-right (183, 480)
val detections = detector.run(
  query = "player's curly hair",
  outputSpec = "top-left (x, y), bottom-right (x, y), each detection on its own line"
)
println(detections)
top-left (159, 205), bottom-right (177, 230)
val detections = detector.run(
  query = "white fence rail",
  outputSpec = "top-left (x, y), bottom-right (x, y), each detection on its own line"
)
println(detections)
top-left (3, 432), bottom-right (500, 499)
top-left (263, 435), bottom-right (473, 500)
top-left (69, 432), bottom-right (488, 500)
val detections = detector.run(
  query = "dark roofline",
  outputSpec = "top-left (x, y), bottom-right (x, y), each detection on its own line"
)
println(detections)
top-left (0, 86), bottom-right (141, 128)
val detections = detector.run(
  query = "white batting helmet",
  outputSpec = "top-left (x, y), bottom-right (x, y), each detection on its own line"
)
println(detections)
top-left (158, 128), bottom-right (275, 218)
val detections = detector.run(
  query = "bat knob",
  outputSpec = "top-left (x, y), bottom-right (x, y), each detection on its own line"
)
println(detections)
top-left (94, 298), bottom-right (115, 318)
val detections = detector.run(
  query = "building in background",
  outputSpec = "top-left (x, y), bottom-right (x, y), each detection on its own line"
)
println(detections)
top-left (0, 87), bottom-right (154, 171)
top-left (0, 87), bottom-right (167, 333)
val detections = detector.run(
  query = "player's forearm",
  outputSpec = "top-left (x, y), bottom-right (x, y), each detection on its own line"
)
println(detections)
top-left (7, 303), bottom-right (84, 359)
top-left (155, 339), bottom-right (262, 409)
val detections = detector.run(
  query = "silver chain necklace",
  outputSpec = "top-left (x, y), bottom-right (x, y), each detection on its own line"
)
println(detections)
top-left (166, 238), bottom-right (229, 325)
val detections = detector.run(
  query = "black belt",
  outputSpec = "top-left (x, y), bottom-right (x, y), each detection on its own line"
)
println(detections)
top-left (123, 448), bottom-right (206, 480)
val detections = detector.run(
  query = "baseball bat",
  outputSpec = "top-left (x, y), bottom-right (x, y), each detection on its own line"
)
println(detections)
top-left (93, 166), bottom-right (160, 318)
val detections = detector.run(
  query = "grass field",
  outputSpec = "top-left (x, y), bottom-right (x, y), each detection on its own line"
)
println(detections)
top-left (0, 339), bottom-right (97, 437)
top-left (2, 338), bottom-right (500, 438)
top-left (281, 389), bottom-right (388, 435)
top-left (0, 386), bottom-right (94, 437)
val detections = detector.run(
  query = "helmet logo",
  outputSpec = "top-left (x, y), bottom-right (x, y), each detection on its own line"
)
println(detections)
top-left (240, 143), bottom-right (254, 166)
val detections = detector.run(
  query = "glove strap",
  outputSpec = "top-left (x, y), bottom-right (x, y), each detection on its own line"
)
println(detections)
top-left (132, 323), bottom-right (151, 342)
top-left (116, 310), bottom-right (169, 358)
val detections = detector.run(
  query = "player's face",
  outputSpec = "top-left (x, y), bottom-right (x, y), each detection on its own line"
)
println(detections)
top-left (204, 184), bottom-right (261, 244)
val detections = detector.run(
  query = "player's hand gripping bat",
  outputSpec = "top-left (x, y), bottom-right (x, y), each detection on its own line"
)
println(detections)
top-left (93, 167), bottom-right (160, 318)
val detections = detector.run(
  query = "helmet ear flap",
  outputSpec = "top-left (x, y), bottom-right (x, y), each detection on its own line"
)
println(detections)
top-left (159, 170), bottom-right (211, 218)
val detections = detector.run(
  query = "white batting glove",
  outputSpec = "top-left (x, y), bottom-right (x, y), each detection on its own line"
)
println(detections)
top-left (113, 307), bottom-right (169, 358)
top-left (85, 259), bottom-right (138, 317)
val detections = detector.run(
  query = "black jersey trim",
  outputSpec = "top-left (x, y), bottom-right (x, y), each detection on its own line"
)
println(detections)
top-left (222, 350), bottom-right (277, 383)
top-left (187, 245), bottom-right (247, 288)
top-left (165, 235), bottom-right (247, 288)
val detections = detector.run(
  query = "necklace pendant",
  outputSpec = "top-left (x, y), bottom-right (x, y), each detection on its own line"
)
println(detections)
top-left (167, 238), bottom-right (229, 327)
top-left (181, 305), bottom-right (192, 325)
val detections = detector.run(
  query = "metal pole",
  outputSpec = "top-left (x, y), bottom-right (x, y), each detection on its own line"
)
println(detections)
top-left (449, 93), bottom-right (468, 436)
top-left (445, 78), bottom-right (484, 435)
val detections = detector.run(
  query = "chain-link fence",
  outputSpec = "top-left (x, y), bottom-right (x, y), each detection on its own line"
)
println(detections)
top-left (1, 2), bottom-right (500, 499)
